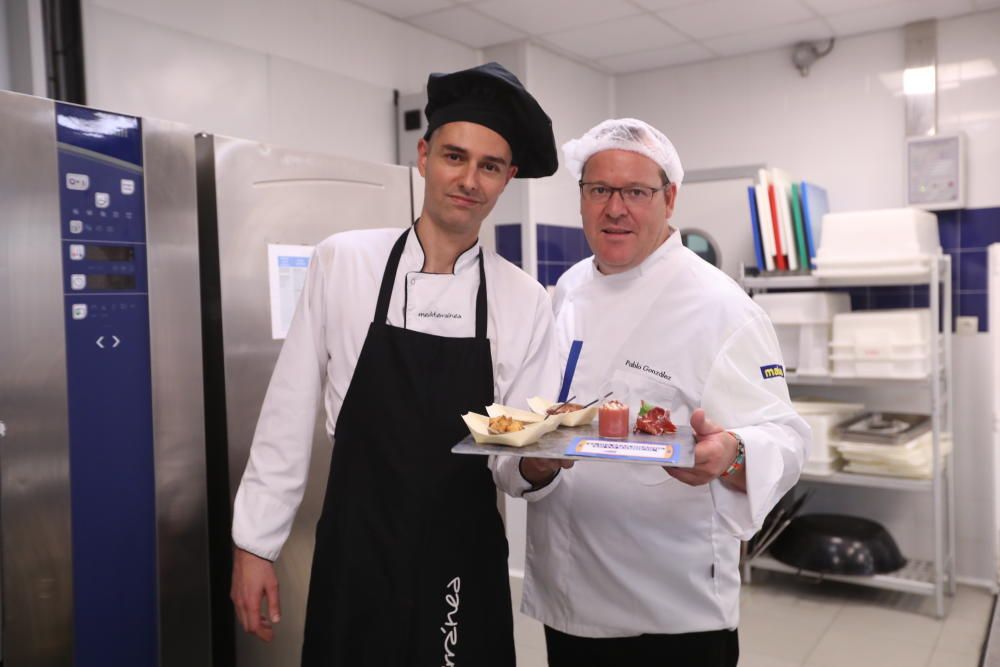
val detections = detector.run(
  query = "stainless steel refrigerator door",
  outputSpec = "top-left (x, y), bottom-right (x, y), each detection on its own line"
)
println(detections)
top-left (0, 92), bottom-right (213, 666)
top-left (143, 117), bottom-right (214, 667)
top-left (209, 136), bottom-right (411, 667)
top-left (0, 89), bottom-right (74, 667)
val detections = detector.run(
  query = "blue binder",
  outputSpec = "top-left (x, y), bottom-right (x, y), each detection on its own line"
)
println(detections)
top-left (747, 186), bottom-right (766, 270)
top-left (799, 182), bottom-right (829, 268)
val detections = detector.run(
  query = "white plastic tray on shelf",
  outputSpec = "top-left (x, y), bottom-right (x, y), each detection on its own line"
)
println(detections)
top-left (829, 309), bottom-right (932, 378)
top-left (813, 208), bottom-right (942, 277)
top-left (834, 432), bottom-right (951, 480)
top-left (754, 292), bottom-right (850, 375)
top-left (792, 399), bottom-right (866, 476)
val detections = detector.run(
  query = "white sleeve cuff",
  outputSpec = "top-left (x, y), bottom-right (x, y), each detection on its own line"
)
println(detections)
top-left (491, 455), bottom-right (564, 501)
top-left (709, 425), bottom-right (785, 540)
top-left (231, 483), bottom-right (298, 562)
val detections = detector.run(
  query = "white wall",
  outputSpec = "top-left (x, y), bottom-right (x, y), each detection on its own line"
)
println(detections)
top-left (85, 0), bottom-right (476, 94)
top-left (617, 10), bottom-right (1000, 212)
top-left (617, 29), bottom-right (906, 213)
top-left (81, 0), bottom-right (478, 164)
top-left (526, 43), bottom-right (614, 230)
top-left (615, 11), bottom-right (1000, 585)
top-left (938, 12), bottom-right (1000, 210)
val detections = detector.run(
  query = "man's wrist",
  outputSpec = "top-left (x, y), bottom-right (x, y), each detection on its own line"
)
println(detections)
top-left (720, 431), bottom-right (745, 479)
top-left (519, 458), bottom-right (559, 490)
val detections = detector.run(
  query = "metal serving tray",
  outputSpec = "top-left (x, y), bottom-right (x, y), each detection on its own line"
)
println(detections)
top-left (835, 412), bottom-right (931, 444)
top-left (452, 423), bottom-right (696, 467)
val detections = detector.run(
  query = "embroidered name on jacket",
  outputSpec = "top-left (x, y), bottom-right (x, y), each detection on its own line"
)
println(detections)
top-left (625, 359), bottom-right (672, 381)
top-left (760, 364), bottom-right (785, 379)
top-left (441, 577), bottom-right (461, 666)
top-left (418, 311), bottom-right (462, 319)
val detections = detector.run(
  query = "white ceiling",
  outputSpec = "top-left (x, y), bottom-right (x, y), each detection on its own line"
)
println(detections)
top-left (347, 0), bottom-right (1000, 74)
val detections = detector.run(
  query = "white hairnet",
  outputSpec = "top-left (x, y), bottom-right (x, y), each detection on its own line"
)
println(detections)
top-left (561, 118), bottom-right (684, 187)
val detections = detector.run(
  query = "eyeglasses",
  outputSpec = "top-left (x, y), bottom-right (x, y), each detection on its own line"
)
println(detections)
top-left (579, 181), bottom-right (668, 205)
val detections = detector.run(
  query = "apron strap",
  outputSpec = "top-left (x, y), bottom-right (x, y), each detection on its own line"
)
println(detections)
top-left (475, 249), bottom-right (487, 340)
top-left (374, 228), bottom-right (489, 340)
top-left (374, 230), bottom-right (409, 325)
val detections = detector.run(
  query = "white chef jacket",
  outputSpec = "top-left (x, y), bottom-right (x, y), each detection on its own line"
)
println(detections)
top-left (232, 226), bottom-right (560, 561)
top-left (496, 230), bottom-right (809, 637)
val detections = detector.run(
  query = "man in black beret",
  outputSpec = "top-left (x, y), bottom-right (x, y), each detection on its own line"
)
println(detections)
top-left (423, 61), bottom-right (558, 179)
top-left (230, 62), bottom-right (560, 666)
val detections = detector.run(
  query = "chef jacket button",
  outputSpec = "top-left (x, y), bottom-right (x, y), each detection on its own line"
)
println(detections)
top-left (410, 278), bottom-right (416, 285)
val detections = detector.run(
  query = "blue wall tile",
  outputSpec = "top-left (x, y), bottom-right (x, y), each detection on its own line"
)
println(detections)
top-left (937, 210), bottom-right (960, 251)
top-left (958, 292), bottom-right (988, 332)
top-left (944, 206), bottom-right (999, 331)
top-left (958, 249), bottom-right (988, 292)
top-left (961, 207), bottom-right (1000, 249)
top-left (537, 224), bottom-right (589, 281)
top-left (539, 261), bottom-right (576, 287)
top-left (575, 226), bottom-right (590, 258)
top-left (495, 224), bottom-right (522, 265)
top-left (552, 263), bottom-right (569, 286)
top-left (574, 228), bottom-right (589, 262)
top-left (869, 286), bottom-right (914, 309)
top-left (849, 287), bottom-right (870, 310)
top-left (536, 224), bottom-right (550, 262)
top-left (537, 238), bottom-right (549, 262)
top-left (536, 262), bottom-right (556, 286)
top-left (536, 261), bottom-right (549, 285)
top-left (548, 239), bottom-right (567, 262)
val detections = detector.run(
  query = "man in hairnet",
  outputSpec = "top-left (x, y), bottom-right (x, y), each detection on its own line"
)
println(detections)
top-left (229, 62), bottom-right (561, 666)
top-left (494, 119), bottom-right (809, 666)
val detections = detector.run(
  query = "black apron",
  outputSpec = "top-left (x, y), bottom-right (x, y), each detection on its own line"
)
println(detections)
top-left (302, 229), bottom-right (515, 667)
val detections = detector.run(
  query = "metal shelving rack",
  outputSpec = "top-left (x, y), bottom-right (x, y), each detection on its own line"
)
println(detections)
top-left (740, 256), bottom-right (956, 617)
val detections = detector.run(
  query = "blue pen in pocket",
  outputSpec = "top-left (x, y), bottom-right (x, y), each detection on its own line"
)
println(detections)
top-left (558, 340), bottom-right (583, 403)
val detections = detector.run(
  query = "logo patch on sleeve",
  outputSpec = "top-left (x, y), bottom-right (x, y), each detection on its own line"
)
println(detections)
top-left (760, 364), bottom-right (785, 379)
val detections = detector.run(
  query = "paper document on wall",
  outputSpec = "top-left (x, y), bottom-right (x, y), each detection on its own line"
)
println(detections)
top-left (268, 244), bottom-right (315, 340)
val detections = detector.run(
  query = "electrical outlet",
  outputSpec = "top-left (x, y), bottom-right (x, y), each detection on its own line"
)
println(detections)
top-left (956, 316), bottom-right (978, 335)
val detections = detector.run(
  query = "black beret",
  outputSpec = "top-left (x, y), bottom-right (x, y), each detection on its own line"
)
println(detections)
top-left (423, 62), bottom-right (558, 179)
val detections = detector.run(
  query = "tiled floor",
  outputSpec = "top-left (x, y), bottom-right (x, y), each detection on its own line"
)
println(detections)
top-left (511, 572), bottom-right (995, 666)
